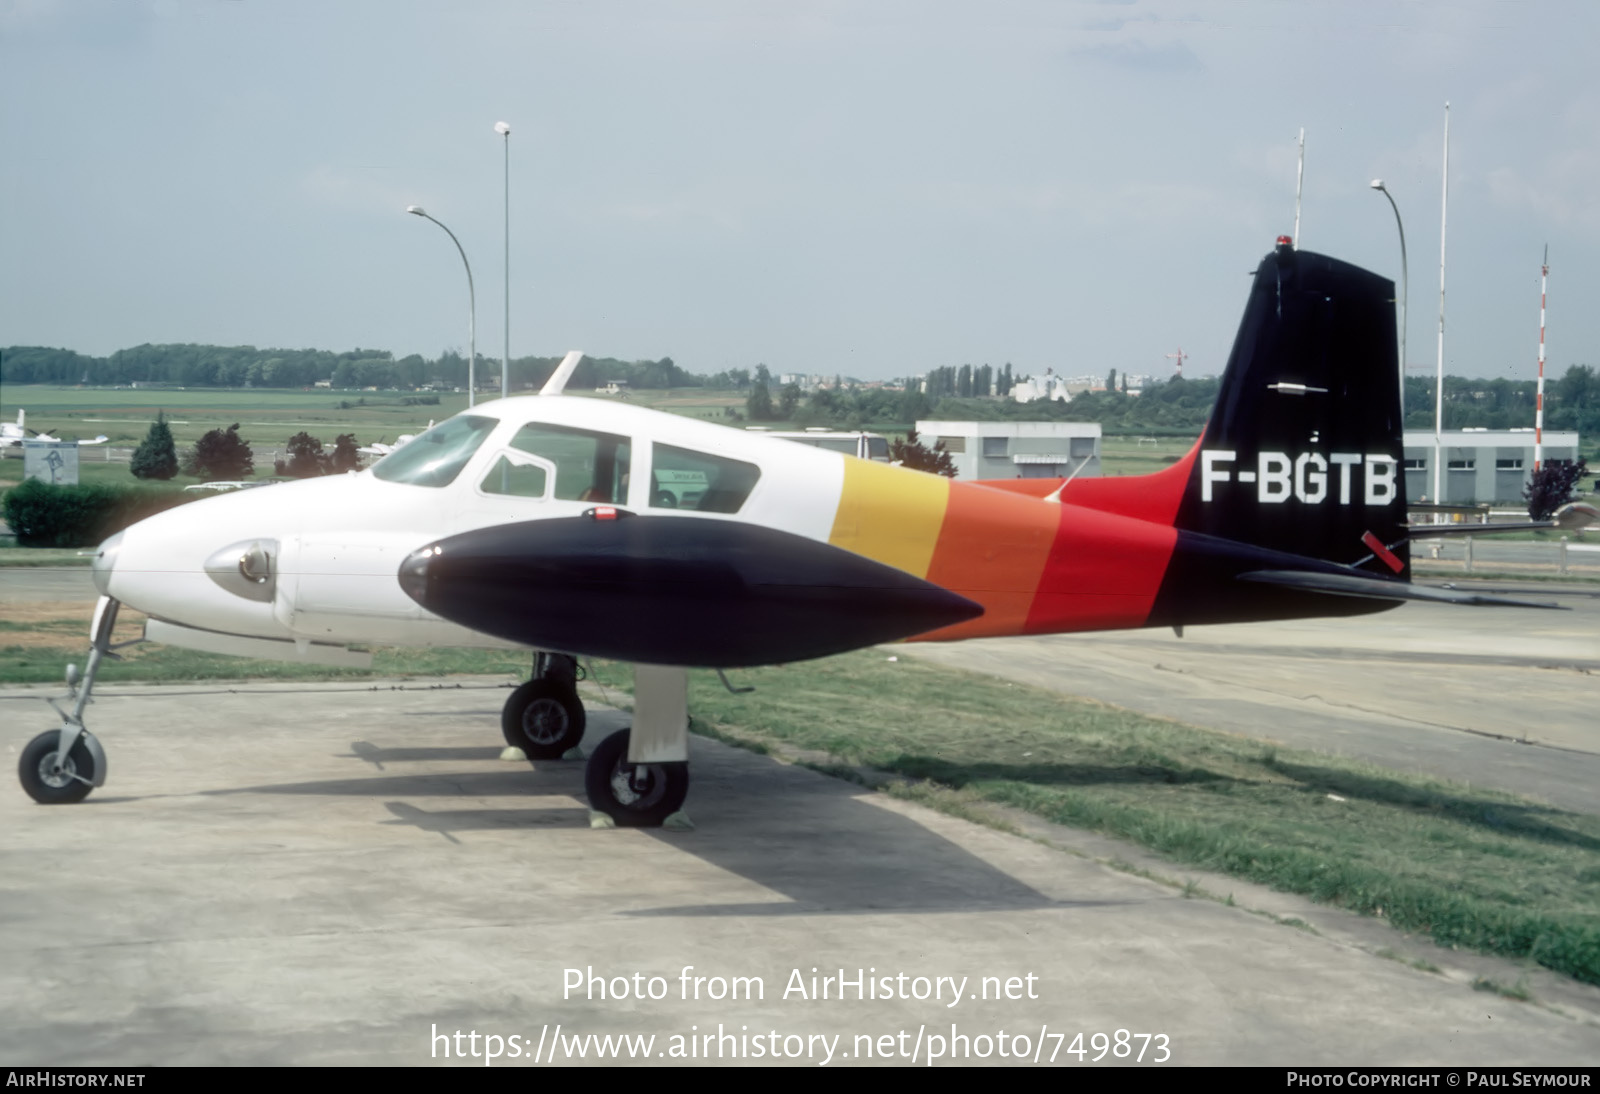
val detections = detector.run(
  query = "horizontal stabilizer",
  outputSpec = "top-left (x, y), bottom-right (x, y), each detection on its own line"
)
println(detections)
top-left (1238, 570), bottom-right (1565, 610)
top-left (1409, 502), bottom-right (1597, 537)
top-left (1405, 522), bottom-right (1553, 537)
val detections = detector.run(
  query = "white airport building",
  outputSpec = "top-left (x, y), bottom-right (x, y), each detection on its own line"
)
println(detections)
top-left (1403, 429), bottom-right (1581, 505)
top-left (916, 421), bottom-right (1101, 480)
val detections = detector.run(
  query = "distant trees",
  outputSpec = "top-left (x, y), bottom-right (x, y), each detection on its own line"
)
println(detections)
top-left (746, 365), bottom-right (775, 421)
top-left (186, 424), bottom-right (253, 480)
top-left (129, 411), bottom-right (178, 481)
top-left (778, 383), bottom-right (802, 420)
top-left (892, 429), bottom-right (957, 477)
top-left (1524, 457), bottom-right (1590, 521)
top-left (275, 432), bottom-right (360, 477)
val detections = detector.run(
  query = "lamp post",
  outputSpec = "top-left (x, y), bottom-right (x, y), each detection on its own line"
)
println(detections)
top-left (495, 121), bottom-right (511, 400)
top-left (1370, 180), bottom-right (1408, 417)
top-left (406, 205), bottom-right (476, 408)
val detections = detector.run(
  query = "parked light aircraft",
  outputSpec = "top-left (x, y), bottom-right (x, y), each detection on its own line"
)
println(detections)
top-left (1, 410), bottom-right (108, 447)
top-left (17, 242), bottom-right (1568, 823)
top-left (358, 421), bottom-right (434, 460)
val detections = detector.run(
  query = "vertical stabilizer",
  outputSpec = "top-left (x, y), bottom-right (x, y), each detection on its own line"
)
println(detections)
top-left (1170, 241), bottom-right (1406, 577)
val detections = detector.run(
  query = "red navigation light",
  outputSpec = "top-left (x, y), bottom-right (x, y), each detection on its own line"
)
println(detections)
top-left (1276, 235), bottom-right (1293, 247)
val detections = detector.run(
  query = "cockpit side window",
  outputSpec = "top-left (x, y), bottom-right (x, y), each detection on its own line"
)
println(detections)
top-left (371, 415), bottom-right (498, 488)
top-left (508, 423), bottom-right (631, 504)
top-left (479, 451), bottom-right (552, 498)
top-left (649, 443), bottom-right (761, 513)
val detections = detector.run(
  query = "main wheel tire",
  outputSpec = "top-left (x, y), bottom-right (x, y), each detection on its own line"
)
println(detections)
top-left (501, 680), bottom-right (586, 760)
top-left (19, 730), bottom-right (97, 805)
top-left (584, 729), bottom-right (689, 828)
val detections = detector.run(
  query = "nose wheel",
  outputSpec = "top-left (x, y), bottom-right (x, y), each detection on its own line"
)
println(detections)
top-left (18, 730), bottom-right (100, 805)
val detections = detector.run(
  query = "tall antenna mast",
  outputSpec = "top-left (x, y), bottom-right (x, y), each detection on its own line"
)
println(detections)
top-left (1432, 103), bottom-right (1449, 508)
top-left (1293, 128), bottom-right (1305, 249)
top-left (1165, 348), bottom-right (1187, 377)
top-left (1536, 244), bottom-right (1549, 471)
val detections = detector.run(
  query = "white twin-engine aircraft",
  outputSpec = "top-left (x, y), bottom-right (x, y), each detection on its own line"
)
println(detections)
top-left (18, 242), bottom-right (1571, 824)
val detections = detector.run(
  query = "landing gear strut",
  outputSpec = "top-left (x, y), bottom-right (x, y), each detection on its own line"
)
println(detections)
top-left (18, 596), bottom-right (121, 805)
top-left (501, 652), bottom-right (586, 760)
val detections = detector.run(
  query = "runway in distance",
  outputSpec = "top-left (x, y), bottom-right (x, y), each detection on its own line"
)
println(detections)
top-left (17, 241), bottom-right (1571, 823)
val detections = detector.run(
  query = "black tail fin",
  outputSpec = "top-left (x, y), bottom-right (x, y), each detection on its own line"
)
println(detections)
top-left (1171, 241), bottom-right (1406, 577)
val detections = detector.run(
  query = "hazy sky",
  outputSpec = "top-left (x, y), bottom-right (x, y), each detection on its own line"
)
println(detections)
top-left (3, 0), bottom-right (1595, 381)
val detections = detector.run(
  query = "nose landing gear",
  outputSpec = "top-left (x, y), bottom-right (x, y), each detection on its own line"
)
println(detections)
top-left (18, 596), bottom-right (125, 805)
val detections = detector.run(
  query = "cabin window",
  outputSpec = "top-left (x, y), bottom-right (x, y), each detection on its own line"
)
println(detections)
top-left (649, 443), bottom-right (761, 513)
top-left (371, 415), bottom-right (497, 488)
top-left (508, 423), bottom-right (631, 503)
top-left (479, 452), bottom-right (551, 498)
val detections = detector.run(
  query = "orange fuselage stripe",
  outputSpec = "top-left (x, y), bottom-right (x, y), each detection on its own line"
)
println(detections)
top-left (919, 481), bottom-right (1059, 639)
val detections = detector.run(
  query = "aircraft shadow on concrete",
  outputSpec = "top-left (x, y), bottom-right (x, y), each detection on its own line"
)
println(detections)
top-left (205, 735), bottom-right (1118, 918)
top-left (1267, 759), bottom-right (1600, 852)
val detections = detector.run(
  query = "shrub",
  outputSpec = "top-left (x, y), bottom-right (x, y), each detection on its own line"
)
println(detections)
top-left (130, 411), bottom-right (179, 480)
top-left (1525, 457), bottom-right (1589, 521)
top-left (186, 423), bottom-right (253, 480)
top-left (2, 479), bottom-right (200, 548)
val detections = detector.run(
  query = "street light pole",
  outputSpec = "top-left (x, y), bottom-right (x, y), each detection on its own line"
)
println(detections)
top-left (495, 121), bottom-right (511, 400)
top-left (1433, 102), bottom-right (1450, 509)
top-left (1370, 180), bottom-right (1408, 416)
top-left (406, 205), bottom-right (476, 408)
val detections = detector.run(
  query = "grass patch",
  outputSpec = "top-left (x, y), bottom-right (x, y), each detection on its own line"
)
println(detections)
top-left (609, 649), bottom-right (1600, 987)
top-left (0, 605), bottom-right (533, 684)
top-left (0, 547), bottom-right (95, 567)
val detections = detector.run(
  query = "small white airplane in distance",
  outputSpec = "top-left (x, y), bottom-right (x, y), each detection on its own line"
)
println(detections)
top-left (358, 422), bottom-right (434, 460)
top-left (0, 410), bottom-right (108, 447)
top-left (17, 246), bottom-right (1576, 824)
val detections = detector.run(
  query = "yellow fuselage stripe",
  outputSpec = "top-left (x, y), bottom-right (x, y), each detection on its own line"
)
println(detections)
top-left (827, 459), bottom-right (950, 578)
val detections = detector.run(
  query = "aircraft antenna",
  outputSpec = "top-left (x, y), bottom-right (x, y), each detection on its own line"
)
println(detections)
top-left (1535, 244), bottom-right (1548, 471)
top-left (1293, 128), bottom-right (1305, 250)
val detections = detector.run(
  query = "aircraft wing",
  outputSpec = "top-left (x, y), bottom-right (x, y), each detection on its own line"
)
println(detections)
top-left (1238, 569), bottom-right (1564, 610)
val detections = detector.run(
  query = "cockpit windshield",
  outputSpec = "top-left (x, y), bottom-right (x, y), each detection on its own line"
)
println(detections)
top-left (371, 415), bottom-right (498, 488)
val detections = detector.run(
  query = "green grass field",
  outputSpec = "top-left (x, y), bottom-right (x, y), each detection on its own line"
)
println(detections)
top-left (1, 383), bottom-right (1200, 478)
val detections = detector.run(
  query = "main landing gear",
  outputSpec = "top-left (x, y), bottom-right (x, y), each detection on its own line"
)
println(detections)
top-left (503, 656), bottom-right (690, 827)
top-left (18, 596), bottom-right (121, 805)
top-left (501, 653), bottom-right (587, 759)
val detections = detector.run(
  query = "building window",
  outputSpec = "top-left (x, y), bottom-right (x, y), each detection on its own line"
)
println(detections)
top-left (1495, 458), bottom-right (1523, 471)
top-left (1447, 459), bottom-right (1475, 471)
top-left (981, 436), bottom-right (1009, 458)
top-left (1403, 458), bottom-right (1426, 471)
top-left (938, 437), bottom-right (966, 453)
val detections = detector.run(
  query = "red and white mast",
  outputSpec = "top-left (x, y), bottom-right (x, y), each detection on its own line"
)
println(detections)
top-left (1535, 245), bottom-right (1548, 471)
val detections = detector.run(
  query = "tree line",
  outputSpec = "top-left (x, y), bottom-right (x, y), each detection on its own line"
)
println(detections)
top-left (5, 343), bottom-right (1596, 440)
top-left (0, 344), bottom-right (698, 393)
